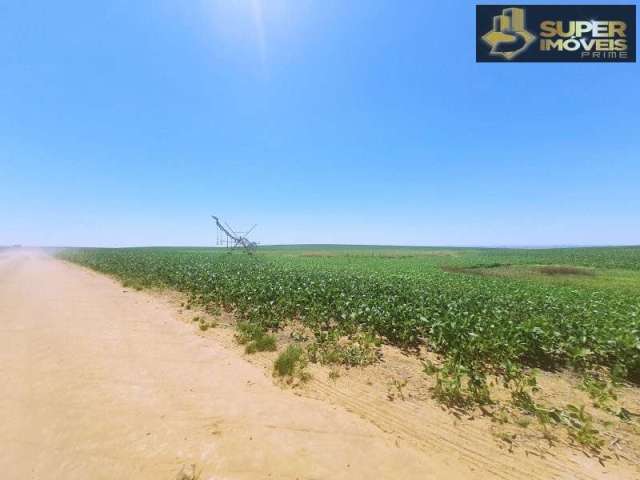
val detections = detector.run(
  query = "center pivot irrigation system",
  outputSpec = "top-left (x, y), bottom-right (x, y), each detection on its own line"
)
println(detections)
top-left (211, 215), bottom-right (258, 255)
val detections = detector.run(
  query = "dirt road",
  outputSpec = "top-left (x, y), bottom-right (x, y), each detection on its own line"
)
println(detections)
top-left (0, 250), bottom-right (466, 479)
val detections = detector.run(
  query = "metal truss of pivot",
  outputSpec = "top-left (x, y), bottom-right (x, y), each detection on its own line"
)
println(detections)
top-left (211, 215), bottom-right (258, 255)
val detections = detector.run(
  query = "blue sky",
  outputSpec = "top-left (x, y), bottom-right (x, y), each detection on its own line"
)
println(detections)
top-left (1, 0), bottom-right (638, 247)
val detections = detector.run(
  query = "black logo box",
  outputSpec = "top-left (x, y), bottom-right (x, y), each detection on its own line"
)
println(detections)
top-left (476, 5), bottom-right (636, 62)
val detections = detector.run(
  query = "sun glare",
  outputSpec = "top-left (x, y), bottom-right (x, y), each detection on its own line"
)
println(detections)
top-left (250, 0), bottom-right (267, 65)
top-left (196, 0), bottom-right (285, 67)
top-left (195, 0), bottom-right (309, 69)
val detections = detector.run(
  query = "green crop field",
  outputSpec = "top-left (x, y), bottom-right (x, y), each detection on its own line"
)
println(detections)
top-left (60, 245), bottom-right (640, 394)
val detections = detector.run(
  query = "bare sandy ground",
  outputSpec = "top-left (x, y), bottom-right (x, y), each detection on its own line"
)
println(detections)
top-left (178, 293), bottom-right (640, 480)
top-left (0, 250), bottom-right (466, 479)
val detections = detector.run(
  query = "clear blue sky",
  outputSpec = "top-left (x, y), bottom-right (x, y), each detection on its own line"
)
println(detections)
top-left (1, 1), bottom-right (638, 247)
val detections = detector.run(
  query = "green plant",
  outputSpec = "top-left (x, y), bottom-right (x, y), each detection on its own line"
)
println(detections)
top-left (423, 359), bottom-right (439, 375)
top-left (428, 359), bottom-right (492, 408)
top-left (245, 334), bottom-right (277, 354)
top-left (580, 374), bottom-right (617, 409)
top-left (431, 361), bottom-right (468, 407)
top-left (235, 321), bottom-right (266, 345)
top-left (234, 321), bottom-right (277, 353)
top-left (505, 367), bottom-right (539, 415)
top-left (274, 345), bottom-right (307, 378)
top-left (290, 327), bottom-right (309, 342)
top-left (307, 330), bottom-right (381, 367)
top-left (197, 317), bottom-right (217, 332)
top-left (564, 404), bottom-right (604, 451)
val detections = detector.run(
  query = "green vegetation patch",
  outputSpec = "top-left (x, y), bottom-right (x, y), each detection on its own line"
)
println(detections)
top-left (235, 321), bottom-right (277, 354)
top-left (307, 329), bottom-right (381, 367)
top-left (58, 246), bottom-right (640, 386)
top-left (274, 345), bottom-right (308, 379)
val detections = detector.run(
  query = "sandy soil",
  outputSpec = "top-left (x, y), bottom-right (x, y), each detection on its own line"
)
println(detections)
top-left (174, 301), bottom-right (640, 480)
top-left (0, 250), bottom-right (463, 479)
top-left (1, 249), bottom-right (638, 480)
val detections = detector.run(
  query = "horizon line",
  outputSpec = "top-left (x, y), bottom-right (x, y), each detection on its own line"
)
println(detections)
top-left (5, 243), bottom-right (640, 251)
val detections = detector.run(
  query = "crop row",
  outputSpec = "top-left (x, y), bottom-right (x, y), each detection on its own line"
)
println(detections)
top-left (59, 248), bottom-right (640, 382)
